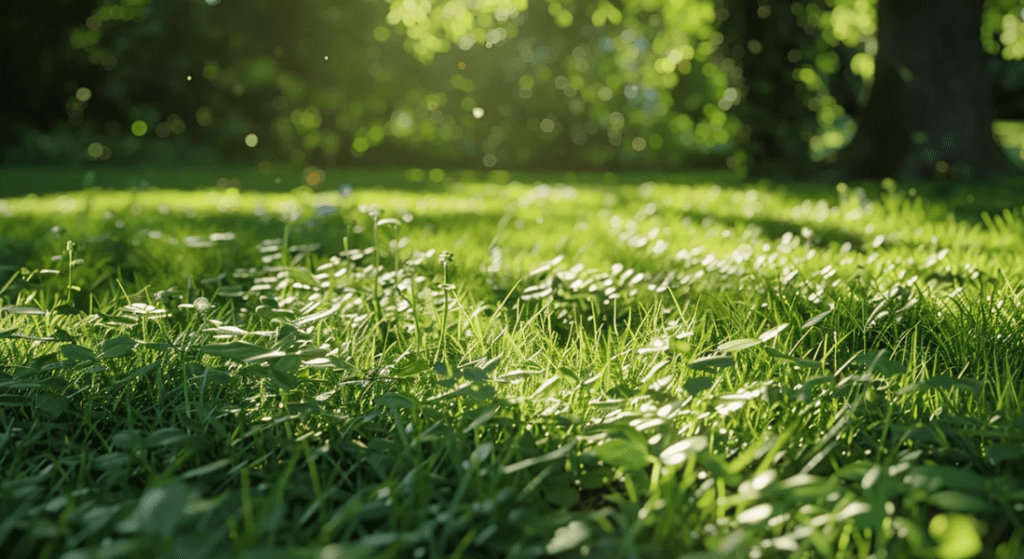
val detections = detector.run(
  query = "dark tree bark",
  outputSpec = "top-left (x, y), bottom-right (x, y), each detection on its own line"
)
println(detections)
top-left (826, 0), bottom-right (1016, 182)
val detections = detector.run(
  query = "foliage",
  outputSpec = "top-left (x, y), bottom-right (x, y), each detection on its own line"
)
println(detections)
top-left (2, 171), bottom-right (1024, 557)
top-left (4, 0), bottom-right (1024, 172)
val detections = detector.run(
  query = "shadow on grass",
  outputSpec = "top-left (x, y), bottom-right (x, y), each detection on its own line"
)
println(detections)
top-left (0, 165), bottom-right (743, 198)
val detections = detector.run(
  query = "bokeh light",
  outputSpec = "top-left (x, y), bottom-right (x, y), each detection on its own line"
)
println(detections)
top-left (130, 121), bottom-right (148, 137)
top-left (306, 169), bottom-right (325, 187)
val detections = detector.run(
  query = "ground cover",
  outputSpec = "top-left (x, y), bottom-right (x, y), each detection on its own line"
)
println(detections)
top-left (1, 171), bottom-right (1024, 559)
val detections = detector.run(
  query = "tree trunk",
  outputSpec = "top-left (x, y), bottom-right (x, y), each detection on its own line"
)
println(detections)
top-left (827, 0), bottom-right (1015, 182)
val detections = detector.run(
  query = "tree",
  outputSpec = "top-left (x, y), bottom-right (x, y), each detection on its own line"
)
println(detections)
top-left (11, 0), bottom-right (1024, 176)
top-left (824, 0), bottom-right (1017, 182)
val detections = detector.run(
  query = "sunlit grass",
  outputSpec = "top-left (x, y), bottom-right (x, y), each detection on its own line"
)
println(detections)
top-left (2, 172), bottom-right (1024, 558)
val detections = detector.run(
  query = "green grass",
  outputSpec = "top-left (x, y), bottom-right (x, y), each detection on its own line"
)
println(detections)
top-left (2, 170), bottom-right (1024, 559)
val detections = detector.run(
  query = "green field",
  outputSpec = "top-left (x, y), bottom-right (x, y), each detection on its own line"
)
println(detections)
top-left (2, 170), bottom-right (1024, 559)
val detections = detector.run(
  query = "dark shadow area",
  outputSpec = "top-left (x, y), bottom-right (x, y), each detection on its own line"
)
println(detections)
top-left (667, 209), bottom-right (868, 252)
top-left (0, 166), bottom-right (745, 198)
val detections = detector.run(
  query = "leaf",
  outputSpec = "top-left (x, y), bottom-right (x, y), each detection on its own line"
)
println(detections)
top-left (925, 491), bottom-right (993, 513)
top-left (984, 443), bottom-right (1024, 467)
top-left (531, 374), bottom-right (562, 399)
top-left (118, 361), bottom-right (160, 385)
top-left (669, 338), bottom-right (692, 354)
top-left (203, 325), bottom-right (249, 336)
top-left (242, 350), bottom-right (288, 364)
top-left (717, 338), bottom-right (761, 353)
top-left (683, 376), bottom-right (716, 396)
top-left (764, 347), bottom-right (823, 369)
top-left (35, 392), bottom-right (68, 419)
top-left (898, 375), bottom-right (983, 396)
top-left (686, 355), bottom-right (734, 371)
top-left (757, 323), bottom-right (789, 343)
top-left (114, 482), bottom-right (189, 538)
top-left (144, 428), bottom-right (189, 448)
top-left (60, 344), bottom-right (97, 363)
top-left (545, 521), bottom-right (590, 554)
top-left (442, 381), bottom-right (495, 404)
top-left (595, 438), bottom-right (649, 470)
top-left (736, 503), bottom-right (774, 524)
top-left (1, 305), bottom-right (46, 315)
top-left (502, 440), bottom-right (576, 474)
top-left (200, 341), bottom-right (271, 361)
top-left (905, 465), bottom-right (989, 492)
top-left (463, 406), bottom-right (497, 433)
top-left (98, 336), bottom-right (137, 359)
top-left (375, 392), bottom-right (417, 409)
top-left (392, 356), bottom-right (430, 377)
top-left (834, 460), bottom-right (874, 481)
top-left (853, 350), bottom-right (905, 376)
top-left (461, 366), bottom-right (490, 383)
top-left (111, 430), bottom-right (143, 451)
top-left (286, 267), bottom-right (319, 287)
top-left (268, 355), bottom-right (301, 390)
top-left (292, 301), bottom-right (342, 327)
top-left (92, 452), bottom-right (130, 472)
top-left (659, 436), bottom-right (709, 466)
top-left (801, 308), bottom-right (832, 329)
top-left (180, 458), bottom-right (232, 480)
top-left (542, 485), bottom-right (580, 509)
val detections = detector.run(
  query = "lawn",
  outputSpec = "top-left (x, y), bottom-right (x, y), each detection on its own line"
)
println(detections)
top-left (2, 169), bottom-right (1024, 559)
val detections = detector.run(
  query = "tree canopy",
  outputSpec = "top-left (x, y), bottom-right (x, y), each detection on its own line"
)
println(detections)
top-left (4, 0), bottom-right (1024, 177)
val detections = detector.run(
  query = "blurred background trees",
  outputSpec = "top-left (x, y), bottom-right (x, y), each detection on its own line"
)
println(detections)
top-left (3, 0), bottom-right (1024, 179)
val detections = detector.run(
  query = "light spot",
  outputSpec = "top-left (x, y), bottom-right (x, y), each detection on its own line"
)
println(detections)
top-left (131, 121), bottom-right (148, 137)
top-left (196, 107), bottom-right (213, 126)
top-left (245, 133), bottom-right (259, 147)
top-left (75, 87), bottom-right (92, 103)
top-left (306, 169), bottom-right (325, 187)
top-left (472, 107), bottom-right (484, 119)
